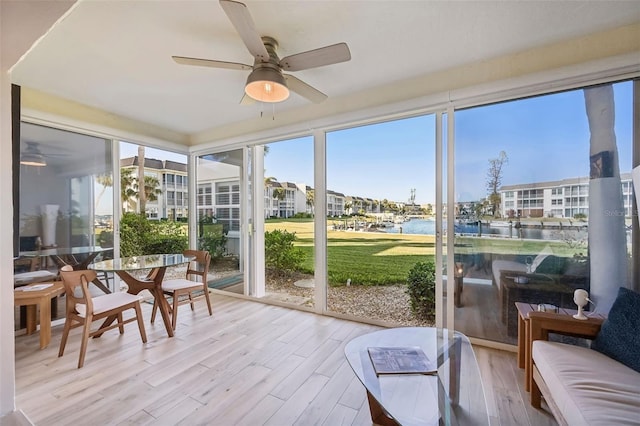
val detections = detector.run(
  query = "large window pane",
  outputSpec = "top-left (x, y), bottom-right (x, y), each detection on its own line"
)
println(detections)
top-left (262, 137), bottom-right (315, 307)
top-left (196, 150), bottom-right (244, 294)
top-left (326, 115), bottom-right (436, 325)
top-left (16, 122), bottom-right (113, 324)
top-left (454, 81), bottom-right (634, 344)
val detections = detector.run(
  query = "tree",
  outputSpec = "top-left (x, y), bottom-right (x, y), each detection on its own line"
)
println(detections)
top-left (272, 187), bottom-right (286, 201)
top-left (306, 189), bottom-right (314, 215)
top-left (139, 175), bottom-right (162, 203)
top-left (120, 168), bottom-right (137, 212)
top-left (95, 173), bottom-right (113, 211)
top-left (137, 146), bottom-right (146, 214)
top-left (486, 151), bottom-right (508, 217)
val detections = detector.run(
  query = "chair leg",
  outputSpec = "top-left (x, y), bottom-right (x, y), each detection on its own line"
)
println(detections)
top-left (78, 317), bottom-right (92, 368)
top-left (203, 286), bottom-right (213, 316)
top-left (58, 319), bottom-right (72, 357)
top-left (150, 299), bottom-right (158, 324)
top-left (189, 292), bottom-right (195, 311)
top-left (172, 291), bottom-right (180, 330)
top-left (117, 312), bottom-right (124, 334)
top-left (134, 302), bottom-right (147, 343)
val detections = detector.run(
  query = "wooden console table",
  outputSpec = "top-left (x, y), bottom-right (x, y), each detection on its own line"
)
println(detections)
top-left (515, 302), bottom-right (606, 392)
top-left (14, 282), bottom-right (65, 349)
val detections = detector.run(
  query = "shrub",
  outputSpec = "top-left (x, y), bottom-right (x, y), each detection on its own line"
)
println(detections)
top-left (120, 213), bottom-right (151, 257)
top-left (120, 213), bottom-right (187, 257)
top-left (265, 229), bottom-right (305, 275)
top-left (198, 224), bottom-right (227, 260)
top-left (406, 261), bottom-right (436, 319)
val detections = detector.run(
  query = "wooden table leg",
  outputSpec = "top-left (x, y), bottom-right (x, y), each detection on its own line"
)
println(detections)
top-left (25, 305), bottom-right (37, 335)
top-left (38, 297), bottom-right (52, 349)
top-left (517, 312), bottom-right (525, 369)
top-left (116, 268), bottom-right (174, 338)
top-left (366, 391), bottom-right (399, 426)
top-left (524, 318), bottom-right (531, 392)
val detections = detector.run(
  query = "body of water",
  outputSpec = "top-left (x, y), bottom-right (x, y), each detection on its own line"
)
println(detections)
top-left (383, 218), bottom-right (589, 241)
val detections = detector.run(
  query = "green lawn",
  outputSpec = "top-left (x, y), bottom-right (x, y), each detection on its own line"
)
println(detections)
top-left (266, 219), bottom-right (434, 287)
top-left (265, 218), bottom-right (587, 288)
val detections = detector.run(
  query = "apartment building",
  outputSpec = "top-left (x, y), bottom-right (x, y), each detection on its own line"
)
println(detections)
top-left (500, 173), bottom-right (634, 218)
top-left (121, 156), bottom-right (188, 220)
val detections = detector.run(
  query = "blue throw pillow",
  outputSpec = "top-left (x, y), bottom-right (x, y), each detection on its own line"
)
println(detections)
top-left (591, 287), bottom-right (640, 373)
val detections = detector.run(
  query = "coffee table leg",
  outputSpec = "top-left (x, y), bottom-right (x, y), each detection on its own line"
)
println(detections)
top-left (366, 391), bottom-right (399, 426)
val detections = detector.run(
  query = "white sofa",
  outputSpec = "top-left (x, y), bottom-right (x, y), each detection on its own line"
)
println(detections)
top-left (532, 340), bottom-right (640, 425)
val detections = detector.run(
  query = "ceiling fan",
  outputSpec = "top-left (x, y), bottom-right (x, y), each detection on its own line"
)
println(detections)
top-left (172, 0), bottom-right (351, 104)
top-left (20, 142), bottom-right (67, 167)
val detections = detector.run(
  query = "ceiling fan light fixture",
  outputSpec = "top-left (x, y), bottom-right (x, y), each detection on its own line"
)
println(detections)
top-left (245, 67), bottom-right (289, 103)
top-left (20, 153), bottom-right (47, 167)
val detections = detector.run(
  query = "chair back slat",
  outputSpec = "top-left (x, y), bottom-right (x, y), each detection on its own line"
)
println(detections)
top-left (60, 266), bottom-right (97, 314)
top-left (184, 249), bottom-right (210, 283)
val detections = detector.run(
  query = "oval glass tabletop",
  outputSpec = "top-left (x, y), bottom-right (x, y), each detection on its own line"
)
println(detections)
top-left (344, 327), bottom-right (488, 426)
top-left (89, 253), bottom-right (194, 272)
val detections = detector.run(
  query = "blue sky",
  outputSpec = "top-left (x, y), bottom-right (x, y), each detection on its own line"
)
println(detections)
top-left (118, 81), bottom-right (634, 207)
top-left (266, 81), bottom-right (633, 204)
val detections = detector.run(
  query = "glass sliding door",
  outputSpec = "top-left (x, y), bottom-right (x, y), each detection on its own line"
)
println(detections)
top-left (17, 122), bottom-right (113, 323)
top-left (196, 150), bottom-right (244, 294)
top-left (261, 136), bottom-right (315, 307)
top-left (19, 122), bottom-right (113, 254)
top-left (325, 115), bottom-right (436, 325)
top-left (453, 81), bottom-right (634, 344)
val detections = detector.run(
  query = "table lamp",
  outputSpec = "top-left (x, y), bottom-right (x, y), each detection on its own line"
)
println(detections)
top-left (573, 289), bottom-right (590, 320)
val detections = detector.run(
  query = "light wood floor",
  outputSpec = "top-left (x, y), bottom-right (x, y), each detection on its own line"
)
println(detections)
top-left (14, 293), bottom-right (557, 426)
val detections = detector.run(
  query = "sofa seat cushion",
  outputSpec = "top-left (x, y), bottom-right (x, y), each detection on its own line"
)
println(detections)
top-left (533, 340), bottom-right (640, 426)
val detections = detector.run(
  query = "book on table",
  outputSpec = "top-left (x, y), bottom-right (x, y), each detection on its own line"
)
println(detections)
top-left (367, 346), bottom-right (437, 375)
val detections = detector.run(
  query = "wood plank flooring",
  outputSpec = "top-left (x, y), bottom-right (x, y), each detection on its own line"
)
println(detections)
top-left (14, 293), bottom-right (557, 425)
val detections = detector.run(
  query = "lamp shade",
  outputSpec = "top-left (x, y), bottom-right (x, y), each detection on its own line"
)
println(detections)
top-left (20, 152), bottom-right (46, 167)
top-left (245, 67), bottom-right (289, 103)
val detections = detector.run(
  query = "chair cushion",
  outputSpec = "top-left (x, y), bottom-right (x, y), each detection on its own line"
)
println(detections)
top-left (162, 278), bottom-right (205, 292)
top-left (591, 287), bottom-right (640, 373)
top-left (533, 340), bottom-right (640, 425)
top-left (76, 292), bottom-right (143, 317)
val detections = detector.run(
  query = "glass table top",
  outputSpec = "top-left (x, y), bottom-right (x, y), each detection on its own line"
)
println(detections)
top-left (20, 245), bottom-right (113, 257)
top-left (344, 327), bottom-right (488, 426)
top-left (89, 253), bottom-right (194, 272)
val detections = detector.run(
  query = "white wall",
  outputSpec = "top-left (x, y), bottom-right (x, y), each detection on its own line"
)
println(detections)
top-left (0, 1), bottom-right (77, 415)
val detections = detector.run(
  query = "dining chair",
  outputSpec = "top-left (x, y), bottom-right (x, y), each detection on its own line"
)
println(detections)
top-left (151, 250), bottom-right (212, 330)
top-left (58, 265), bottom-right (147, 368)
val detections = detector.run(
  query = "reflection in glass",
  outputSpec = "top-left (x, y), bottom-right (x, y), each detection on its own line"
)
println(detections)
top-left (453, 81), bottom-right (633, 344)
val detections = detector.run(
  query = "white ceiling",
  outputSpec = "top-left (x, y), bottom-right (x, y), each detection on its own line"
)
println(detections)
top-left (11, 0), bottom-right (640, 139)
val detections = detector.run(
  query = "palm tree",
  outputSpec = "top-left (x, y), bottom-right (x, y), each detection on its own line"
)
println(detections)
top-left (95, 173), bottom-right (113, 211)
top-left (137, 146), bottom-right (146, 213)
top-left (120, 168), bottom-right (137, 212)
top-left (306, 189), bottom-right (314, 215)
top-left (140, 175), bottom-right (162, 203)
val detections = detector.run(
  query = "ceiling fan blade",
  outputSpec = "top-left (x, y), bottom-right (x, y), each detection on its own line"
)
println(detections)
top-left (280, 43), bottom-right (351, 72)
top-left (219, 0), bottom-right (269, 61)
top-left (172, 56), bottom-right (252, 71)
top-left (284, 74), bottom-right (327, 103)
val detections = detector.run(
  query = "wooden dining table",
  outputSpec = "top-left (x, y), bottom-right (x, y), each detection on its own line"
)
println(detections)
top-left (89, 253), bottom-right (194, 338)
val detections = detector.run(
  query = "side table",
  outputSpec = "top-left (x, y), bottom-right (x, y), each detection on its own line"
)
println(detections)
top-left (515, 302), bottom-right (606, 392)
top-left (14, 282), bottom-right (65, 349)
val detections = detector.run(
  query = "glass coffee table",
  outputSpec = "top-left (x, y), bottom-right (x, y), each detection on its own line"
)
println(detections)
top-left (345, 327), bottom-right (488, 426)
